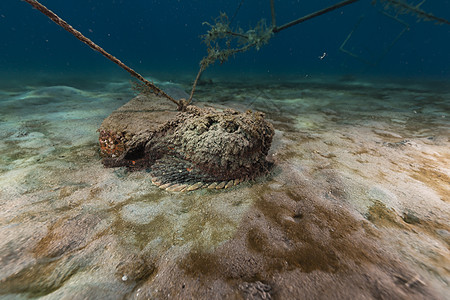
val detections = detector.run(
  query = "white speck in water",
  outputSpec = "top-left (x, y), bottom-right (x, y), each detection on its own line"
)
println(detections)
top-left (122, 275), bottom-right (128, 281)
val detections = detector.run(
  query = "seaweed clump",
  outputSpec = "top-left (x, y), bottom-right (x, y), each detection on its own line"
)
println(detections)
top-left (188, 12), bottom-right (273, 103)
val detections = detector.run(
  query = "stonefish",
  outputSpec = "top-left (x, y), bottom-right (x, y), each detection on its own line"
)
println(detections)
top-left (99, 93), bottom-right (274, 192)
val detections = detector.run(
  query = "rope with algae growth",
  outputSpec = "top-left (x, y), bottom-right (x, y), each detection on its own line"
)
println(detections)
top-left (24, 0), bottom-right (449, 107)
top-left (187, 0), bottom-right (361, 104)
top-left (187, 0), bottom-right (450, 103)
top-left (22, 0), bottom-right (183, 110)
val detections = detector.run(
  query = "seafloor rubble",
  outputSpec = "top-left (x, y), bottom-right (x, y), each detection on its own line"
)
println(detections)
top-left (0, 77), bottom-right (448, 299)
top-left (98, 94), bottom-right (274, 191)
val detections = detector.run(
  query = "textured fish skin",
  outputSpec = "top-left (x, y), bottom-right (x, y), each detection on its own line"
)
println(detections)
top-left (99, 94), bottom-right (274, 191)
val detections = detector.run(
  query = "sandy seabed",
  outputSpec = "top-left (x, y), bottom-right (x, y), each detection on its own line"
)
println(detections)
top-left (0, 75), bottom-right (449, 299)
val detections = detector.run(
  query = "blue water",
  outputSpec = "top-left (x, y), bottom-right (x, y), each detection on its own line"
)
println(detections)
top-left (1, 0), bottom-right (450, 81)
top-left (1, 2), bottom-right (450, 299)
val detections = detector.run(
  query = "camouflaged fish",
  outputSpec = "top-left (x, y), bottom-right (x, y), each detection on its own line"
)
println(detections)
top-left (99, 93), bottom-right (274, 192)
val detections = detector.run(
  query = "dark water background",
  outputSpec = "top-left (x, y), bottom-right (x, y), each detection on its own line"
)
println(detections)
top-left (1, 0), bottom-right (450, 83)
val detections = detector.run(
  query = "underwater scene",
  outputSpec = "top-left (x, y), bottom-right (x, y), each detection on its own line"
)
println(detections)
top-left (0, 0), bottom-right (449, 299)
